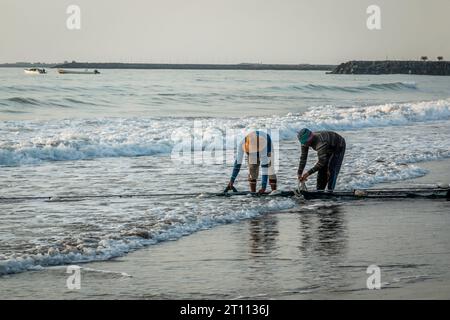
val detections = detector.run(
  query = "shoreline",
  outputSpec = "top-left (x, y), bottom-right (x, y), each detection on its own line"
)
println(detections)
top-left (0, 158), bottom-right (449, 299)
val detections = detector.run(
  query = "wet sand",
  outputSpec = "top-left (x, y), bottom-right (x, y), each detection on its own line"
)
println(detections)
top-left (0, 160), bottom-right (449, 300)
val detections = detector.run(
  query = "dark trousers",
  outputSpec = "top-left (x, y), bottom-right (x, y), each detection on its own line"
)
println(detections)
top-left (317, 145), bottom-right (346, 191)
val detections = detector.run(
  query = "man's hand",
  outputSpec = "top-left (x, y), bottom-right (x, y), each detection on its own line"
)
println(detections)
top-left (300, 172), bottom-right (310, 182)
top-left (258, 188), bottom-right (266, 194)
top-left (224, 181), bottom-right (234, 193)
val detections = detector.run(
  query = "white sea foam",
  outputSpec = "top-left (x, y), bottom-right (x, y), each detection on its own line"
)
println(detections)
top-left (1, 99), bottom-right (450, 167)
top-left (0, 198), bottom-right (295, 275)
top-left (270, 98), bottom-right (450, 139)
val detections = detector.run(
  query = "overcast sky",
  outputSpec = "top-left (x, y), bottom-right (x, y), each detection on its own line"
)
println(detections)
top-left (1, 0), bottom-right (449, 64)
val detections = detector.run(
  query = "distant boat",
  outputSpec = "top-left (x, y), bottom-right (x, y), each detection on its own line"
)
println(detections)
top-left (57, 69), bottom-right (100, 75)
top-left (24, 68), bottom-right (46, 75)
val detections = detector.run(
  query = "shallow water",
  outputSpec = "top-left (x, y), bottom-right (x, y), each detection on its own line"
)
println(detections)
top-left (1, 69), bottom-right (450, 278)
top-left (1, 199), bottom-right (449, 299)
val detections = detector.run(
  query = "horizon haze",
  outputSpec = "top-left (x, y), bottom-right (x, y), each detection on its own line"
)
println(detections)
top-left (1, 0), bottom-right (450, 64)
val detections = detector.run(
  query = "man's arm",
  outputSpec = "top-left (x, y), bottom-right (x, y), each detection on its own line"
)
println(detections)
top-left (307, 143), bottom-right (329, 175)
top-left (230, 140), bottom-right (244, 184)
top-left (297, 144), bottom-right (309, 175)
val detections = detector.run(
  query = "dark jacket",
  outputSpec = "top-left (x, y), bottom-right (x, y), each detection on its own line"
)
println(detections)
top-left (298, 131), bottom-right (346, 175)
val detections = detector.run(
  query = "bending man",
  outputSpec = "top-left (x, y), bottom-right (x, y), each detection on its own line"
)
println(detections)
top-left (297, 128), bottom-right (346, 191)
top-left (226, 131), bottom-right (277, 193)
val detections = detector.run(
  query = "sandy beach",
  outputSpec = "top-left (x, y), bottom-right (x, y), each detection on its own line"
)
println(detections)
top-left (1, 159), bottom-right (449, 300)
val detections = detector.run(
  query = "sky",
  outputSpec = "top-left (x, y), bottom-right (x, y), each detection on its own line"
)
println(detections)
top-left (1, 0), bottom-right (449, 64)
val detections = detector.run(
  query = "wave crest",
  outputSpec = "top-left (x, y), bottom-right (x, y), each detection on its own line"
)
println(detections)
top-left (272, 81), bottom-right (417, 93)
top-left (0, 99), bottom-right (449, 166)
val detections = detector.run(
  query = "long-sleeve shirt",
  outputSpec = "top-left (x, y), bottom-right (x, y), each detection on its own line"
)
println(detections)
top-left (298, 131), bottom-right (346, 175)
top-left (231, 131), bottom-right (272, 189)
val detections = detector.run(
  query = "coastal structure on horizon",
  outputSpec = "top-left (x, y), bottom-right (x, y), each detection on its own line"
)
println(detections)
top-left (331, 60), bottom-right (450, 75)
top-left (3, 60), bottom-right (450, 75)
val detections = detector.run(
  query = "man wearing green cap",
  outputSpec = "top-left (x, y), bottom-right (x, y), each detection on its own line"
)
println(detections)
top-left (297, 128), bottom-right (346, 191)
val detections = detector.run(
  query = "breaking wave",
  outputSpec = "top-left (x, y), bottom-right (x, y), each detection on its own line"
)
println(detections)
top-left (0, 99), bottom-right (449, 167)
top-left (0, 198), bottom-right (295, 275)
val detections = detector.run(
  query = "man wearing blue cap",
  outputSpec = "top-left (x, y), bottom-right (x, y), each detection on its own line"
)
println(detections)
top-left (297, 128), bottom-right (346, 191)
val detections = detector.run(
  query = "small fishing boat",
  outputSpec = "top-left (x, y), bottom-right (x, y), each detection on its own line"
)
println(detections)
top-left (24, 68), bottom-right (46, 75)
top-left (57, 69), bottom-right (100, 75)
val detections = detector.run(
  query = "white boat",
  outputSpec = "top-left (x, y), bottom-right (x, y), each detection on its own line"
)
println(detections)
top-left (57, 69), bottom-right (100, 75)
top-left (24, 68), bottom-right (46, 75)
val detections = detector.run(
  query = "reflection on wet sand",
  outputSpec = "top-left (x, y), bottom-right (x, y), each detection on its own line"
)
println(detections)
top-left (243, 204), bottom-right (349, 294)
top-left (245, 204), bottom-right (348, 259)
top-left (248, 214), bottom-right (279, 256)
top-left (298, 205), bottom-right (348, 257)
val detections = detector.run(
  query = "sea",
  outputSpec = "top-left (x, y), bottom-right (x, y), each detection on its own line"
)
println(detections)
top-left (0, 68), bottom-right (449, 293)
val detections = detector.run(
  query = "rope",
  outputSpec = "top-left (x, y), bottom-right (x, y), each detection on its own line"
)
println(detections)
top-left (1, 186), bottom-right (448, 203)
top-left (0, 192), bottom-right (218, 203)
